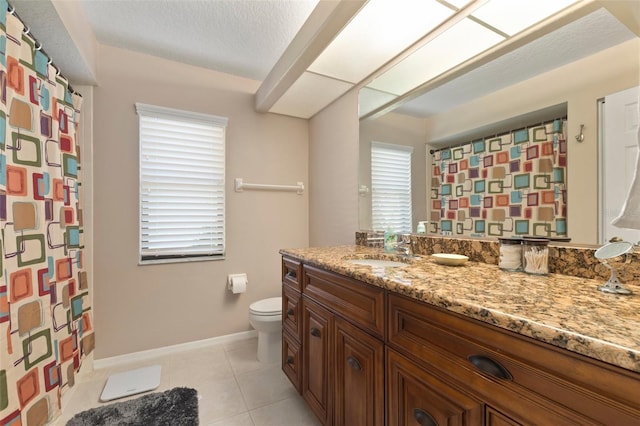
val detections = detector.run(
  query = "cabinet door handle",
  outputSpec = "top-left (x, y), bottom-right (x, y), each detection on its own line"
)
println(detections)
top-left (413, 408), bottom-right (437, 426)
top-left (468, 354), bottom-right (513, 380)
top-left (286, 355), bottom-right (294, 365)
top-left (310, 327), bottom-right (321, 337)
top-left (286, 308), bottom-right (294, 316)
top-left (285, 271), bottom-right (297, 280)
top-left (347, 355), bottom-right (362, 371)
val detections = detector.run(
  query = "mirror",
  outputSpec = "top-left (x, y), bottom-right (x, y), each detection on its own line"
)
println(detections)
top-left (358, 3), bottom-right (640, 245)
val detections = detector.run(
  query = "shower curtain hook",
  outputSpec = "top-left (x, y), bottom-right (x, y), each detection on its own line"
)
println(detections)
top-left (35, 41), bottom-right (42, 51)
top-left (47, 57), bottom-right (52, 65)
top-left (23, 26), bottom-right (30, 35)
top-left (8, 5), bottom-right (15, 15)
top-left (575, 124), bottom-right (585, 142)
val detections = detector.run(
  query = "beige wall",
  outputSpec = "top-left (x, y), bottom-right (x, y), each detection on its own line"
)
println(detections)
top-left (424, 38), bottom-right (640, 244)
top-left (359, 112), bottom-right (428, 231)
top-left (92, 45), bottom-right (309, 358)
top-left (309, 91), bottom-right (360, 246)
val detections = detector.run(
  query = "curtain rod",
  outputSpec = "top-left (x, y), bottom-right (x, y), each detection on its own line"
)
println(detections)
top-left (429, 115), bottom-right (567, 155)
top-left (6, 1), bottom-right (81, 97)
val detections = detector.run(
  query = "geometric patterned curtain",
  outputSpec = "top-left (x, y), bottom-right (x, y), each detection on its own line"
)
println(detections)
top-left (0, 1), bottom-right (92, 425)
top-left (430, 118), bottom-right (568, 239)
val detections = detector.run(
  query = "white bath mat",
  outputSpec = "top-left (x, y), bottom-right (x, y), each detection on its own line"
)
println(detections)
top-left (100, 365), bottom-right (162, 402)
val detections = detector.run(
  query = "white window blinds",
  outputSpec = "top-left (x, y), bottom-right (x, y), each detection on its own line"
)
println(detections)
top-left (371, 141), bottom-right (413, 234)
top-left (136, 103), bottom-right (227, 263)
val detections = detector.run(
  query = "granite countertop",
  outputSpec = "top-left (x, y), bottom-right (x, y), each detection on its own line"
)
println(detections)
top-left (280, 245), bottom-right (640, 374)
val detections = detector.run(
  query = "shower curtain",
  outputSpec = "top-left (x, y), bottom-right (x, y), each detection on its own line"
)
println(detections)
top-left (0, 2), bottom-right (92, 425)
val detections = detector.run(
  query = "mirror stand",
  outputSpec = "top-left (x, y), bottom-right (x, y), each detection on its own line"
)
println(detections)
top-left (594, 241), bottom-right (634, 295)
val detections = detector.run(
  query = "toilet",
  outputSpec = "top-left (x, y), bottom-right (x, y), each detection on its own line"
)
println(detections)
top-left (248, 297), bottom-right (282, 363)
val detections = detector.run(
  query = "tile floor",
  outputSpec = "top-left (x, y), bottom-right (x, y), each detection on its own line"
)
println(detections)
top-left (53, 337), bottom-right (320, 426)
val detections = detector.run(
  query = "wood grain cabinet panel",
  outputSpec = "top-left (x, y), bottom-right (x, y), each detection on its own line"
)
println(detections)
top-left (334, 316), bottom-right (384, 426)
top-left (387, 292), bottom-right (640, 425)
top-left (282, 257), bottom-right (302, 291)
top-left (387, 347), bottom-right (483, 426)
top-left (283, 284), bottom-right (302, 340)
top-left (302, 297), bottom-right (333, 424)
top-left (302, 265), bottom-right (384, 338)
top-left (282, 330), bottom-right (302, 393)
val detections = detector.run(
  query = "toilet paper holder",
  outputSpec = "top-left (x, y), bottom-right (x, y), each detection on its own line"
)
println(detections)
top-left (227, 273), bottom-right (248, 293)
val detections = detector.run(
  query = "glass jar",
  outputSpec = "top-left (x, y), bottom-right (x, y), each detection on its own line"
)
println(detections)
top-left (498, 238), bottom-right (523, 271)
top-left (522, 238), bottom-right (550, 275)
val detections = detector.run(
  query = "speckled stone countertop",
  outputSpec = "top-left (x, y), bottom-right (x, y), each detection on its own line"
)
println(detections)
top-left (280, 245), bottom-right (640, 374)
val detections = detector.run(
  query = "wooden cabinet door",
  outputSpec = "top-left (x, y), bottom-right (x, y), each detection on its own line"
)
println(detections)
top-left (333, 316), bottom-right (384, 426)
top-left (387, 348), bottom-right (483, 426)
top-left (485, 407), bottom-right (522, 426)
top-left (302, 297), bottom-right (333, 424)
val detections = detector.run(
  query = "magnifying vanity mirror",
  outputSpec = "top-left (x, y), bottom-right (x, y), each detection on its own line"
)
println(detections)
top-left (594, 241), bottom-right (634, 295)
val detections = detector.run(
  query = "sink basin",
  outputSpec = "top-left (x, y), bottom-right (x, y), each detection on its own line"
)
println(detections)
top-left (346, 259), bottom-right (407, 268)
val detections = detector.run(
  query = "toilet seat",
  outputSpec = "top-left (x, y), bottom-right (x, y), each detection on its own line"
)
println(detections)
top-left (249, 297), bottom-right (281, 316)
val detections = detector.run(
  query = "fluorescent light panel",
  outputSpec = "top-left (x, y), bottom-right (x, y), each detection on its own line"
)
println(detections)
top-left (358, 86), bottom-right (398, 117)
top-left (472, 0), bottom-right (581, 36)
top-left (270, 72), bottom-right (354, 119)
top-left (308, 0), bottom-right (456, 83)
top-left (368, 17), bottom-right (505, 95)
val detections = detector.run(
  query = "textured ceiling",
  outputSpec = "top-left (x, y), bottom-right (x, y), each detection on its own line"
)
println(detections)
top-left (81, 0), bottom-right (319, 81)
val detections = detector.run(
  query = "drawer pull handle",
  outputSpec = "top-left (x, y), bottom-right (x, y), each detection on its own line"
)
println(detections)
top-left (468, 355), bottom-right (512, 380)
top-left (286, 308), bottom-right (294, 316)
top-left (286, 355), bottom-right (294, 365)
top-left (286, 271), bottom-right (297, 280)
top-left (347, 355), bottom-right (362, 371)
top-left (413, 408), bottom-right (437, 426)
top-left (310, 327), bottom-right (321, 337)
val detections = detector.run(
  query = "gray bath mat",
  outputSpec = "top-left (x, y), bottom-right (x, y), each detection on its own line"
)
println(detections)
top-left (66, 387), bottom-right (198, 425)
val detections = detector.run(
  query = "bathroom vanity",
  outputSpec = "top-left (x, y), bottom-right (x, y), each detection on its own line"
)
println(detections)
top-left (281, 245), bottom-right (640, 425)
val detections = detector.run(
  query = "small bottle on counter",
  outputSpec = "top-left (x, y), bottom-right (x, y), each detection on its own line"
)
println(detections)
top-left (522, 238), bottom-right (550, 275)
top-left (384, 226), bottom-right (397, 253)
top-left (498, 238), bottom-right (523, 271)
top-left (416, 221), bottom-right (427, 234)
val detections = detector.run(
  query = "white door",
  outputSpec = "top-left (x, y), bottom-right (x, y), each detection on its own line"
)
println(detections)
top-left (601, 86), bottom-right (640, 244)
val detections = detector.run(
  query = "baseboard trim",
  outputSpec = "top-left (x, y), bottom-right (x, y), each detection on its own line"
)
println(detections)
top-left (93, 330), bottom-right (258, 370)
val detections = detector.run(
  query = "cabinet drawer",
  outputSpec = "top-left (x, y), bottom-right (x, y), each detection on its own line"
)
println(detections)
top-left (303, 265), bottom-right (385, 338)
top-left (388, 293), bottom-right (640, 425)
top-left (282, 257), bottom-right (302, 291)
top-left (386, 347), bottom-right (482, 426)
top-left (283, 284), bottom-right (302, 341)
top-left (283, 330), bottom-right (302, 393)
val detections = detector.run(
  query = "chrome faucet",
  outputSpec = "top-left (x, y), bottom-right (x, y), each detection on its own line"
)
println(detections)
top-left (396, 234), bottom-right (413, 257)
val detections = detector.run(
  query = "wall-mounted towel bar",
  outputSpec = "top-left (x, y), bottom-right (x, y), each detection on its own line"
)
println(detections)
top-left (234, 178), bottom-right (305, 195)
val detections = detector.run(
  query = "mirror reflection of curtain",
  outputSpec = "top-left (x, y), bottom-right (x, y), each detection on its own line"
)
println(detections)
top-left (430, 119), bottom-right (568, 238)
top-left (0, 3), bottom-right (91, 425)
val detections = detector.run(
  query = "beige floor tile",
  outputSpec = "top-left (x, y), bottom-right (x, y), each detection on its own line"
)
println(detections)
top-left (249, 395), bottom-right (321, 426)
top-left (206, 411), bottom-right (256, 426)
top-left (197, 376), bottom-right (249, 424)
top-left (51, 336), bottom-right (314, 426)
top-left (225, 337), bottom-right (280, 375)
top-left (235, 366), bottom-right (298, 410)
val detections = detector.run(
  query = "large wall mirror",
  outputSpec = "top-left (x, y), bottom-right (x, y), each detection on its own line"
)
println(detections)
top-left (358, 2), bottom-right (640, 245)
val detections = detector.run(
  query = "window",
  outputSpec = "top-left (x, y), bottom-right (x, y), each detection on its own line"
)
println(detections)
top-left (136, 103), bottom-right (227, 263)
top-left (371, 141), bottom-right (413, 234)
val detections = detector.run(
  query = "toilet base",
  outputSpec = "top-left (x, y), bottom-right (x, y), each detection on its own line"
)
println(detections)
top-left (257, 330), bottom-right (282, 363)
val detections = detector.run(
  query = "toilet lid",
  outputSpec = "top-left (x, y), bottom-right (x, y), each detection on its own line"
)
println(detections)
top-left (249, 297), bottom-right (282, 315)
